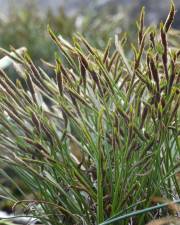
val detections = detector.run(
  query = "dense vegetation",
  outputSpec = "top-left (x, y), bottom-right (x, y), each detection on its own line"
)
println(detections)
top-left (0, 2), bottom-right (179, 225)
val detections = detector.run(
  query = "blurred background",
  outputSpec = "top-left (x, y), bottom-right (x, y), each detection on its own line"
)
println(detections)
top-left (0, 0), bottom-right (179, 64)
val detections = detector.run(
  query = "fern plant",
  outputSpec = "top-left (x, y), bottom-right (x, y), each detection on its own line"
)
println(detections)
top-left (0, 3), bottom-right (179, 225)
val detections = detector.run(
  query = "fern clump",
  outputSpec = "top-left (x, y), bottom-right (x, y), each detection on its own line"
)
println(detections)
top-left (0, 3), bottom-right (179, 225)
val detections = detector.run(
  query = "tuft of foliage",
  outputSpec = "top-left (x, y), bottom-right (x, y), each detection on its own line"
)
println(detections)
top-left (0, 3), bottom-right (179, 225)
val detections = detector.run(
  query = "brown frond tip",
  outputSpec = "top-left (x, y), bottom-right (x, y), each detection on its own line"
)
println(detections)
top-left (138, 7), bottom-right (145, 45)
top-left (160, 23), bottom-right (169, 81)
top-left (149, 57), bottom-right (160, 92)
top-left (164, 1), bottom-right (176, 33)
